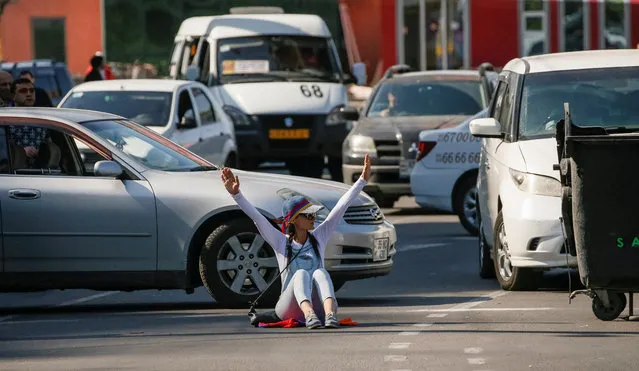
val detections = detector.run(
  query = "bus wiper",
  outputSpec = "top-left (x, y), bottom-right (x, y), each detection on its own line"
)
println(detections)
top-left (223, 73), bottom-right (288, 83)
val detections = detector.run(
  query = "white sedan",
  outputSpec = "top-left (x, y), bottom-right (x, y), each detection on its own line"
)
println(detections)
top-left (409, 108), bottom-right (488, 235)
top-left (58, 79), bottom-right (238, 169)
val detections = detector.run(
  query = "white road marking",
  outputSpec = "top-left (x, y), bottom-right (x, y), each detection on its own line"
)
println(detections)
top-left (464, 347), bottom-right (484, 354)
top-left (398, 331), bottom-right (420, 336)
top-left (389, 342), bottom-right (411, 349)
top-left (384, 355), bottom-right (408, 362)
top-left (468, 358), bottom-right (486, 365)
top-left (408, 290), bottom-right (510, 313)
top-left (54, 292), bottom-right (118, 307)
top-left (0, 319), bottom-right (83, 325)
top-left (419, 307), bottom-right (555, 312)
top-left (398, 243), bottom-right (448, 252)
top-left (427, 313), bottom-right (448, 318)
top-left (413, 323), bottom-right (433, 327)
top-left (0, 315), bottom-right (15, 323)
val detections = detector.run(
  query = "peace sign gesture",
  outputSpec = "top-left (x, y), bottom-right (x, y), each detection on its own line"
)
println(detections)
top-left (221, 167), bottom-right (240, 195)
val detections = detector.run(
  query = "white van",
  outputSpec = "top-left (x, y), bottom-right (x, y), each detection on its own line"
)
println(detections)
top-left (169, 7), bottom-right (359, 180)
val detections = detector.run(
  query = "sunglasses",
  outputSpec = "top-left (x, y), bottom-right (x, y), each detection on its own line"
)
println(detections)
top-left (299, 213), bottom-right (316, 220)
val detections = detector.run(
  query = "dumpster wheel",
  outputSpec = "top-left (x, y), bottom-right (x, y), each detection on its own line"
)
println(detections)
top-left (592, 292), bottom-right (627, 321)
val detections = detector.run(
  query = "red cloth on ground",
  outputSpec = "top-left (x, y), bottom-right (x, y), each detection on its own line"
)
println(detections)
top-left (258, 317), bottom-right (358, 328)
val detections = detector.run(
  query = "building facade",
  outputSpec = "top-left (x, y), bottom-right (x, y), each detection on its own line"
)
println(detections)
top-left (1, 0), bottom-right (638, 82)
top-left (391, 0), bottom-right (639, 71)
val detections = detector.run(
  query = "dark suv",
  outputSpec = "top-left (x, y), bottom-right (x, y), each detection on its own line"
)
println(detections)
top-left (0, 59), bottom-right (74, 106)
top-left (342, 63), bottom-right (498, 208)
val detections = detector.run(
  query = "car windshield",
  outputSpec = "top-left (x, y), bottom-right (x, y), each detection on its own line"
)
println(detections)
top-left (82, 119), bottom-right (215, 172)
top-left (518, 67), bottom-right (639, 140)
top-left (366, 80), bottom-right (484, 118)
top-left (217, 35), bottom-right (341, 84)
top-left (61, 91), bottom-right (172, 127)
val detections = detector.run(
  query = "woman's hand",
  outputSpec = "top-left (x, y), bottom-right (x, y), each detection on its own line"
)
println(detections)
top-left (361, 153), bottom-right (371, 181)
top-left (221, 167), bottom-right (240, 195)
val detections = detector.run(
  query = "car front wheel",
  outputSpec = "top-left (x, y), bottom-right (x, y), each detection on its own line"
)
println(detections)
top-left (492, 211), bottom-right (541, 290)
top-left (199, 218), bottom-right (281, 307)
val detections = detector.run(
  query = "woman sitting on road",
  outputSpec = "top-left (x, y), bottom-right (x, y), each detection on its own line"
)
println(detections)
top-left (221, 154), bottom-right (371, 329)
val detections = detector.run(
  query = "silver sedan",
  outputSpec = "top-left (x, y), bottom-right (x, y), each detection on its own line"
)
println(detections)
top-left (0, 108), bottom-right (397, 306)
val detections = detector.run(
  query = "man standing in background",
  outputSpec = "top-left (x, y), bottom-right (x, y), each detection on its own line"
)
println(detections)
top-left (19, 70), bottom-right (53, 107)
top-left (0, 70), bottom-right (13, 107)
top-left (85, 51), bottom-right (115, 80)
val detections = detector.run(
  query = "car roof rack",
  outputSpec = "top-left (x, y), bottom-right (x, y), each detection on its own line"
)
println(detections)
top-left (383, 64), bottom-right (415, 79)
top-left (229, 6), bottom-right (285, 14)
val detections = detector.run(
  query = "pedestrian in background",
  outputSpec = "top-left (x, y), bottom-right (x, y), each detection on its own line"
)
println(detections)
top-left (19, 71), bottom-right (53, 107)
top-left (85, 55), bottom-right (104, 82)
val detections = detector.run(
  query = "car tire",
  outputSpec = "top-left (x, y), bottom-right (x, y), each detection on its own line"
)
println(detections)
top-left (454, 175), bottom-right (479, 236)
top-left (492, 211), bottom-right (541, 290)
top-left (479, 225), bottom-right (496, 279)
top-left (199, 218), bottom-right (281, 307)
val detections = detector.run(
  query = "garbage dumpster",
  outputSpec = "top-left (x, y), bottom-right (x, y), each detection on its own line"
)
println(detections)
top-left (557, 103), bottom-right (639, 321)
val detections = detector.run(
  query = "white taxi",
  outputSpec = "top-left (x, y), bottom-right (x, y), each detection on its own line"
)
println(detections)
top-left (410, 108), bottom-right (488, 236)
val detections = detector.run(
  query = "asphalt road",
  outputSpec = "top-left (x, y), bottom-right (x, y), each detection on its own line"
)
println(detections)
top-left (0, 197), bottom-right (638, 371)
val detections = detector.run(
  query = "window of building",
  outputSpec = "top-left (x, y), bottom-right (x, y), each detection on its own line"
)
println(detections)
top-left (31, 18), bottom-right (66, 63)
top-left (520, 0), bottom-right (549, 57)
top-left (560, 0), bottom-right (589, 52)
top-left (601, 0), bottom-right (629, 49)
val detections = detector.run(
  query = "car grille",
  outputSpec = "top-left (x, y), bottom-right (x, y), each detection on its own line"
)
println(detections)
top-left (344, 204), bottom-right (384, 224)
top-left (374, 139), bottom-right (401, 163)
top-left (259, 114), bottom-right (326, 150)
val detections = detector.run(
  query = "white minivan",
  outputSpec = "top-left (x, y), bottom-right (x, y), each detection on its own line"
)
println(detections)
top-left (169, 7), bottom-right (359, 180)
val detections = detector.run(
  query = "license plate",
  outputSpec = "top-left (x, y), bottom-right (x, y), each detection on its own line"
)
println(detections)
top-left (373, 237), bottom-right (390, 261)
top-left (399, 159), bottom-right (415, 178)
top-left (269, 129), bottom-right (309, 139)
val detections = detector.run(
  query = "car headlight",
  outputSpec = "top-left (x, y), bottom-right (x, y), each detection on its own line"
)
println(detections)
top-left (509, 168), bottom-right (561, 197)
top-left (344, 134), bottom-right (377, 158)
top-left (223, 105), bottom-right (252, 126)
top-left (326, 105), bottom-right (346, 125)
top-left (277, 188), bottom-right (329, 223)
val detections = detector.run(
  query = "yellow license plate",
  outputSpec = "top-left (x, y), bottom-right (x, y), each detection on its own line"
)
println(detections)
top-left (269, 129), bottom-right (309, 139)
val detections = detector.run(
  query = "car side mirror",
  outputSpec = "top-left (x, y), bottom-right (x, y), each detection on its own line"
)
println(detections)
top-left (340, 106), bottom-right (360, 121)
top-left (185, 65), bottom-right (201, 81)
top-left (469, 118), bottom-right (504, 138)
top-left (94, 160), bottom-right (124, 177)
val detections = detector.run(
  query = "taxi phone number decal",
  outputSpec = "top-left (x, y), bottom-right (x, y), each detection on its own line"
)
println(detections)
top-left (435, 152), bottom-right (480, 164)
top-left (437, 132), bottom-right (481, 143)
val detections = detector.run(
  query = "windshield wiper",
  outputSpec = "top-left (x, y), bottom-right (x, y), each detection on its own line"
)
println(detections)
top-left (222, 73), bottom-right (289, 84)
top-left (187, 165), bottom-right (218, 172)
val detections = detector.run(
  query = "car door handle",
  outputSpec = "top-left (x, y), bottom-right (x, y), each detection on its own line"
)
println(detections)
top-left (9, 189), bottom-right (41, 200)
